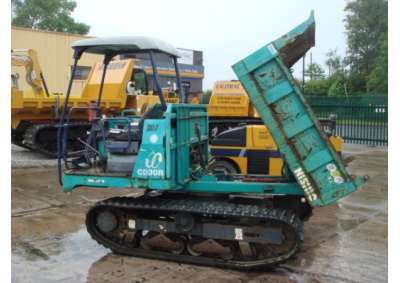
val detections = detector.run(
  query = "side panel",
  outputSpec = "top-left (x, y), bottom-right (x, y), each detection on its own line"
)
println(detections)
top-left (174, 105), bottom-right (209, 185)
top-left (133, 119), bottom-right (167, 183)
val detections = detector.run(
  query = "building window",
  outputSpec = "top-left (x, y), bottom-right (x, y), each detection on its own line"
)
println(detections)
top-left (71, 65), bottom-right (91, 80)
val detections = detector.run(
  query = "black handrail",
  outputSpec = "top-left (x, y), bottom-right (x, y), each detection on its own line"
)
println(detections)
top-left (173, 56), bottom-right (185, 103)
top-left (57, 51), bottom-right (81, 185)
top-left (149, 51), bottom-right (167, 111)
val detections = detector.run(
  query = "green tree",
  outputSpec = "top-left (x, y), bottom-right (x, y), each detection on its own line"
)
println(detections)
top-left (304, 79), bottom-right (331, 96)
top-left (305, 63), bottom-right (325, 80)
top-left (324, 50), bottom-right (349, 96)
top-left (12, 0), bottom-right (90, 34)
top-left (367, 32), bottom-right (388, 93)
top-left (327, 75), bottom-right (349, 96)
top-left (325, 49), bottom-right (342, 77)
top-left (344, 0), bottom-right (387, 91)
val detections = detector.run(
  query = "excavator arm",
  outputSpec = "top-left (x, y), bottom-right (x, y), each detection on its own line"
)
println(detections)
top-left (11, 49), bottom-right (49, 96)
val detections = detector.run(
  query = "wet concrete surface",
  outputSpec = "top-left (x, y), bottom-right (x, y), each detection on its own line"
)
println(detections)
top-left (12, 144), bottom-right (57, 168)
top-left (11, 145), bottom-right (387, 283)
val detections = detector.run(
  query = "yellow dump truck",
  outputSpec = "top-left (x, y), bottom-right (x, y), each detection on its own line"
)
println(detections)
top-left (12, 49), bottom-right (203, 156)
top-left (208, 80), bottom-right (258, 118)
top-left (207, 80), bottom-right (260, 137)
top-left (207, 80), bottom-right (337, 138)
top-left (209, 124), bottom-right (343, 176)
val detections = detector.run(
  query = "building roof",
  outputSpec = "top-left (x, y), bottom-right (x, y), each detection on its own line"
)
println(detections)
top-left (71, 36), bottom-right (180, 57)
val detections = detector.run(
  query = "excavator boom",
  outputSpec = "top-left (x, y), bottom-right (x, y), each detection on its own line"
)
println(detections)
top-left (11, 49), bottom-right (48, 96)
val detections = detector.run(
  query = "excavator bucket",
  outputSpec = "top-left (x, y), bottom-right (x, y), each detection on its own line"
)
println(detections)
top-left (272, 11), bottom-right (315, 68)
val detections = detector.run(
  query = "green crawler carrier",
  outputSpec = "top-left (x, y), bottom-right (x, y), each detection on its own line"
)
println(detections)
top-left (58, 11), bottom-right (366, 270)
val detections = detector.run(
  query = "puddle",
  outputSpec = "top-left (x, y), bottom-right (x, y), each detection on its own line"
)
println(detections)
top-left (12, 227), bottom-right (109, 283)
top-left (12, 240), bottom-right (50, 261)
top-left (11, 226), bottom-right (315, 283)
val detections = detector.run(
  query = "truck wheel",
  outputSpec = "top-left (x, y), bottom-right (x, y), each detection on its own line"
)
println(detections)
top-left (209, 160), bottom-right (239, 175)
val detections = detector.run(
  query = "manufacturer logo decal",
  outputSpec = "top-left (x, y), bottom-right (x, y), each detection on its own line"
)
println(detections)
top-left (293, 167), bottom-right (318, 202)
top-left (87, 178), bottom-right (105, 184)
top-left (137, 151), bottom-right (165, 177)
top-left (326, 163), bottom-right (344, 184)
top-left (145, 152), bottom-right (163, 169)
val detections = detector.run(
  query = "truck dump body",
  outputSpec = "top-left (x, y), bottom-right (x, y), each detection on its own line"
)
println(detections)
top-left (232, 11), bottom-right (365, 206)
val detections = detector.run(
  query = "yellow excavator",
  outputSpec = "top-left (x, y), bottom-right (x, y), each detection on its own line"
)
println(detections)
top-left (11, 49), bottom-right (52, 97)
top-left (11, 49), bottom-right (202, 156)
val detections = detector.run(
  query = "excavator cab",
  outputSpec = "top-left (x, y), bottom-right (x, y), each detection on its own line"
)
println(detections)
top-left (57, 37), bottom-right (185, 184)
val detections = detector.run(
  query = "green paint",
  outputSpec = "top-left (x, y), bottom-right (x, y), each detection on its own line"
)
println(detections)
top-left (232, 11), bottom-right (365, 206)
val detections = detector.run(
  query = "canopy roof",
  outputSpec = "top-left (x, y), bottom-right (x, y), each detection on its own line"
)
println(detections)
top-left (71, 36), bottom-right (180, 57)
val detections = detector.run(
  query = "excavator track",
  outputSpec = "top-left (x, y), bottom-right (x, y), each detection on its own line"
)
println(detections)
top-left (86, 195), bottom-right (303, 270)
top-left (22, 122), bottom-right (90, 157)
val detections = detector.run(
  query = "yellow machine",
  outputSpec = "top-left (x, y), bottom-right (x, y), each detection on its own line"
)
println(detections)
top-left (11, 49), bottom-right (51, 97)
top-left (209, 124), bottom-right (343, 176)
top-left (207, 80), bottom-right (261, 137)
top-left (208, 80), bottom-right (258, 118)
top-left (11, 50), bottom-right (202, 156)
top-left (207, 80), bottom-right (339, 141)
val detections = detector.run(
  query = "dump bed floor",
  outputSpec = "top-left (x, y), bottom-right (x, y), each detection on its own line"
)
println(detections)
top-left (232, 12), bottom-right (365, 206)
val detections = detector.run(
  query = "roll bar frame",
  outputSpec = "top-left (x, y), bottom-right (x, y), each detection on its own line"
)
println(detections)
top-left (57, 44), bottom-right (185, 185)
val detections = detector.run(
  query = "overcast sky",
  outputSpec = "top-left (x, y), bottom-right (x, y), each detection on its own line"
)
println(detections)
top-left (73, 0), bottom-right (348, 89)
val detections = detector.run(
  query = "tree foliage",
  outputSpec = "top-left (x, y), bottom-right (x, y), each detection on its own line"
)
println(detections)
top-left (325, 49), bottom-right (342, 77)
top-left (344, 0), bottom-right (387, 91)
top-left (304, 79), bottom-right (330, 96)
top-left (303, 0), bottom-right (387, 95)
top-left (305, 63), bottom-right (325, 80)
top-left (366, 32), bottom-right (388, 93)
top-left (12, 0), bottom-right (90, 34)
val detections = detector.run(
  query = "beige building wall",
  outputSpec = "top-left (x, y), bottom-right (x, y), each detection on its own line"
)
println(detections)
top-left (11, 26), bottom-right (103, 95)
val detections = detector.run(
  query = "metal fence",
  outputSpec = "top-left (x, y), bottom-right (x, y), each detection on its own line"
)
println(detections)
top-left (305, 95), bottom-right (388, 146)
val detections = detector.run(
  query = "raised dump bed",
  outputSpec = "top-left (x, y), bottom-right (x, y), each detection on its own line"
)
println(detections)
top-left (232, 11), bottom-right (366, 206)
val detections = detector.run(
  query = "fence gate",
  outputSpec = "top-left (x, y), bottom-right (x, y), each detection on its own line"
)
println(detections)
top-left (306, 95), bottom-right (388, 146)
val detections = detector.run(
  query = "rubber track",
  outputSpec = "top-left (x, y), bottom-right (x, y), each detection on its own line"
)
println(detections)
top-left (22, 122), bottom-right (89, 157)
top-left (86, 196), bottom-right (304, 270)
